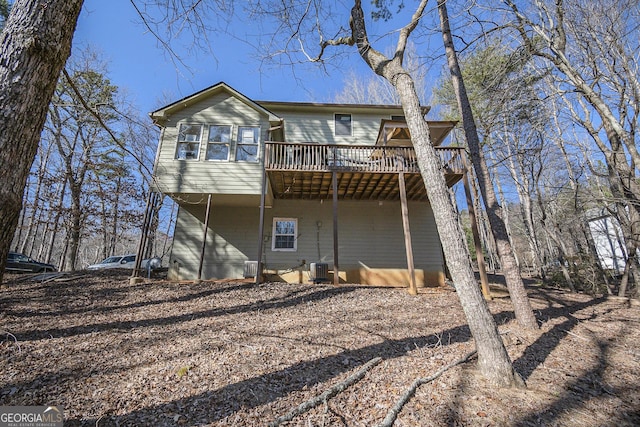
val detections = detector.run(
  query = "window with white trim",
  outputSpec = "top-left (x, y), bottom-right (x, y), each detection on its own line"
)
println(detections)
top-left (236, 126), bottom-right (260, 162)
top-left (206, 125), bottom-right (231, 160)
top-left (175, 124), bottom-right (202, 160)
top-left (334, 113), bottom-right (352, 136)
top-left (272, 218), bottom-right (297, 251)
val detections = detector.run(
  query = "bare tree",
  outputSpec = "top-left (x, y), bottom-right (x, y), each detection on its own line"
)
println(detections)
top-left (16, 141), bottom-right (54, 256)
top-left (437, 0), bottom-right (537, 328)
top-left (250, 0), bottom-right (524, 386)
top-left (501, 0), bottom-right (640, 296)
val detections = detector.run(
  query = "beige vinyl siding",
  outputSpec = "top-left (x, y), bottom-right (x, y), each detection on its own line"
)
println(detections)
top-left (168, 203), bottom-right (261, 280)
top-left (265, 199), bottom-right (442, 272)
top-left (267, 107), bottom-right (387, 145)
top-left (154, 93), bottom-right (269, 194)
top-left (168, 198), bottom-right (443, 281)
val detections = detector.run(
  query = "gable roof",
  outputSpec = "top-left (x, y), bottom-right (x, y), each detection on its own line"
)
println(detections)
top-left (149, 82), bottom-right (282, 125)
top-left (376, 119), bottom-right (458, 147)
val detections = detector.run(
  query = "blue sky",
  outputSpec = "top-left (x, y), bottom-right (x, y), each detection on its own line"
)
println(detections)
top-left (73, 0), bottom-right (406, 115)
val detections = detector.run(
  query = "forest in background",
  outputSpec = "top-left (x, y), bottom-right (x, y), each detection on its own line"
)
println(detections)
top-left (9, 47), bottom-right (175, 271)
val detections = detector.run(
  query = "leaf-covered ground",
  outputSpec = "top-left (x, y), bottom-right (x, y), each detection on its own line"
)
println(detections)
top-left (1, 270), bottom-right (639, 426)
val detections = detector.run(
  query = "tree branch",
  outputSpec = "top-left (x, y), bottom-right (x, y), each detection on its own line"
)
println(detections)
top-left (395, 0), bottom-right (429, 60)
top-left (376, 350), bottom-right (477, 427)
top-left (62, 69), bottom-right (153, 179)
top-left (128, 0), bottom-right (192, 73)
top-left (313, 34), bottom-right (354, 62)
top-left (269, 356), bottom-right (382, 427)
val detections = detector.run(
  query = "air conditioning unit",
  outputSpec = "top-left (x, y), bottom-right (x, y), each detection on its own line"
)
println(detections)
top-left (243, 261), bottom-right (258, 278)
top-left (309, 262), bottom-right (329, 283)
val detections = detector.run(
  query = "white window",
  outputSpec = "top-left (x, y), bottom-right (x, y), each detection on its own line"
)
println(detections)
top-left (334, 113), bottom-right (352, 136)
top-left (236, 126), bottom-right (260, 162)
top-left (272, 218), bottom-right (297, 251)
top-left (175, 124), bottom-right (202, 160)
top-left (206, 125), bottom-right (231, 161)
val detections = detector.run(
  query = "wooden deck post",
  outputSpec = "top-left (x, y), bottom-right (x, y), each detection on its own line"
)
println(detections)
top-left (462, 163), bottom-right (491, 300)
top-left (197, 194), bottom-right (212, 282)
top-left (256, 168), bottom-right (268, 284)
top-left (332, 171), bottom-right (339, 285)
top-left (399, 172), bottom-right (418, 295)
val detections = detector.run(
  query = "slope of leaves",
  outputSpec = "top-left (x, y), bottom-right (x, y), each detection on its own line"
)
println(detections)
top-left (1, 271), bottom-right (639, 426)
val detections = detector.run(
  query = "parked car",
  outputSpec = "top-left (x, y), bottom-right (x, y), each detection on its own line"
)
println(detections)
top-left (87, 255), bottom-right (162, 271)
top-left (87, 254), bottom-right (137, 270)
top-left (5, 252), bottom-right (57, 273)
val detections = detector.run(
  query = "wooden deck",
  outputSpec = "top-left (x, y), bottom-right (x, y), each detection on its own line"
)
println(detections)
top-left (264, 142), bottom-right (465, 200)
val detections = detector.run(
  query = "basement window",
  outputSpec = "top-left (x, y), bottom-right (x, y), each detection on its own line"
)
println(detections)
top-left (272, 218), bottom-right (297, 251)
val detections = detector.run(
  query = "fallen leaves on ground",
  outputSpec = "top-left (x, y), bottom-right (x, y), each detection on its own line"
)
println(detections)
top-left (1, 270), bottom-right (639, 426)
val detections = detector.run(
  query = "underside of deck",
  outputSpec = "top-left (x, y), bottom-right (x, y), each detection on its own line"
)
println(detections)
top-left (268, 170), bottom-right (463, 201)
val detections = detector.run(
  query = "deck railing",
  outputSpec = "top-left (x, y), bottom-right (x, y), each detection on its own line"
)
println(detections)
top-left (264, 142), bottom-right (465, 174)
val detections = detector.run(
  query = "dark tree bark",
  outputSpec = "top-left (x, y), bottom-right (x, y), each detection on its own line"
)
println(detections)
top-left (0, 0), bottom-right (84, 283)
top-left (346, 0), bottom-right (523, 387)
top-left (438, 0), bottom-right (538, 329)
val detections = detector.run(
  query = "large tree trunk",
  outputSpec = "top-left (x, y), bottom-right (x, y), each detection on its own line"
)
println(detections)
top-left (438, 0), bottom-right (538, 329)
top-left (348, 0), bottom-right (523, 387)
top-left (397, 73), bottom-right (522, 386)
top-left (0, 0), bottom-right (84, 284)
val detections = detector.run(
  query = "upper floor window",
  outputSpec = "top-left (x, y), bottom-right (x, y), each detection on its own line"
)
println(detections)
top-left (334, 113), bottom-right (352, 136)
top-left (175, 124), bottom-right (202, 160)
top-left (272, 218), bottom-right (297, 251)
top-left (206, 125), bottom-right (231, 161)
top-left (236, 126), bottom-right (260, 162)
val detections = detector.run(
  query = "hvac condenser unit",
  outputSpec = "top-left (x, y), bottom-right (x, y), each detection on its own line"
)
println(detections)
top-left (243, 261), bottom-right (258, 278)
top-left (309, 262), bottom-right (329, 283)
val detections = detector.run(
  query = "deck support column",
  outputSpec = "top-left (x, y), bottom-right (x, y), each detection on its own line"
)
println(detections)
top-left (256, 168), bottom-right (268, 284)
top-left (462, 158), bottom-right (491, 300)
top-left (399, 172), bottom-right (418, 295)
top-left (332, 171), bottom-right (339, 285)
top-left (197, 194), bottom-right (212, 282)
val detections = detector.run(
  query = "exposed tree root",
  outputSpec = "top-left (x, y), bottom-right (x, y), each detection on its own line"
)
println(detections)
top-left (269, 356), bottom-right (383, 427)
top-left (376, 350), bottom-right (477, 427)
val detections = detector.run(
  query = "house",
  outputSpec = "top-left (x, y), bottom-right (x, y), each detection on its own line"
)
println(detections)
top-left (149, 82), bottom-right (466, 288)
top-left (586, 208), bottom-right (628, 274)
